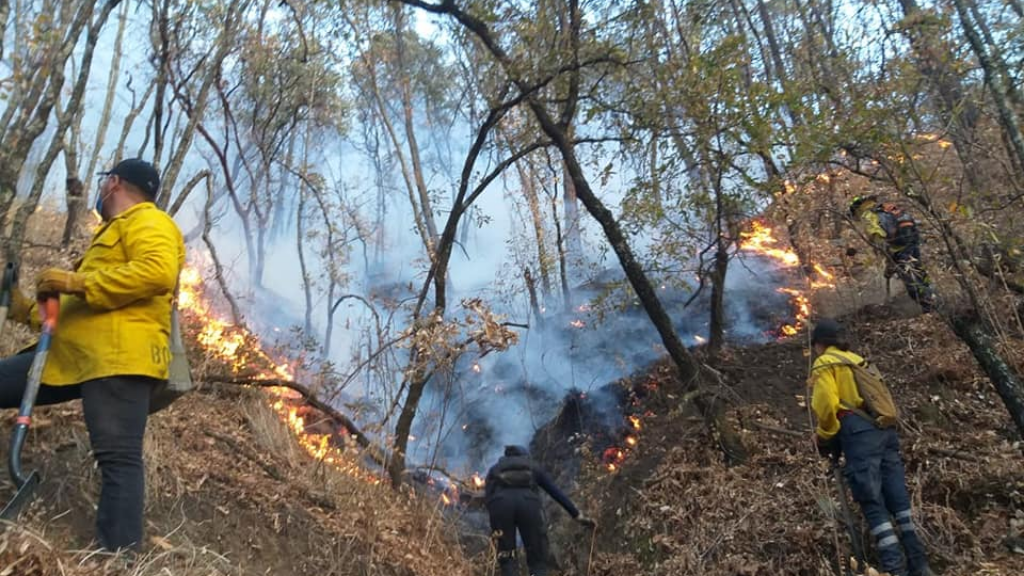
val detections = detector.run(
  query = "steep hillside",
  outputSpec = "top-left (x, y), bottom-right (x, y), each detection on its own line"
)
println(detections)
top-left (535, 307), bottom-right (1023, 575)
top-left (0, 385), bottom-right (476, 576)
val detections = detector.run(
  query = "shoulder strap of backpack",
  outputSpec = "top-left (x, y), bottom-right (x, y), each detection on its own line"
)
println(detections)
top-left (818, 353), bottom-right (877, 421)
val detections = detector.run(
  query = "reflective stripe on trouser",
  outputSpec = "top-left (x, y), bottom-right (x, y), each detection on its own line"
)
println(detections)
top-left (893, 509), bottom-right (930, 575)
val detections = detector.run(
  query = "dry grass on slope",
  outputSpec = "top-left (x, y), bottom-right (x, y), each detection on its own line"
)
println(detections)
top-left (0, 387), bottom-right (476, 576)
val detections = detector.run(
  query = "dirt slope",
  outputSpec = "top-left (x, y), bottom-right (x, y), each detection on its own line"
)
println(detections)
top-left (538, 307), bottom-right (1023, 576)
top-left (0, 385), bottom-right (475, 576)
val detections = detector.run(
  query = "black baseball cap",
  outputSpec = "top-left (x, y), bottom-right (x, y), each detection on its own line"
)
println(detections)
top-left (99, 158), bottom-right (160, 199)
top-left (811, 318), bottom-right (843, 346)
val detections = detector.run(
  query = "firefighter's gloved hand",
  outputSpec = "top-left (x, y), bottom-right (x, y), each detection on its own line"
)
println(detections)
top-left (845, 247), bottom-right (858, 257)
top-left (36, 268), bottom-right (86, 296)
top-left (816, 436), bottom-right (839, 460)
top-left (575, 515), bottom-right (597, 529)
top-left (8, 287), bottom-right (34, 324)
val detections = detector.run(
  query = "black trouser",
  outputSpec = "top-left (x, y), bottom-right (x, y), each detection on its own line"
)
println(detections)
top-left (0, 352), bottom-right (156, 552)
top-left (487, 488), bottom-right (549, 576)
top-left (892, 244), bottom-right (935, 312)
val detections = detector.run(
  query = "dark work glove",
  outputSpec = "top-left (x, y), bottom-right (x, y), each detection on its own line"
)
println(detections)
top-left (816, 437), bottom-right (840, 460)
top-left (845, 247), bottom-right (858, 257)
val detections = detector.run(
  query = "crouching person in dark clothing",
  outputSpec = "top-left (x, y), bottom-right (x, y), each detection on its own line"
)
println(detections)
top-left (485, 445), bottom-right (595, 576)
top-left (809, 319), bottom-right (934, 576)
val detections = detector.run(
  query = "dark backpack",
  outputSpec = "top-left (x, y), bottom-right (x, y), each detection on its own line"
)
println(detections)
top-left (491, 455), bottom-right (536, 489)
top-left (873, 203), bottom-right (918, 247)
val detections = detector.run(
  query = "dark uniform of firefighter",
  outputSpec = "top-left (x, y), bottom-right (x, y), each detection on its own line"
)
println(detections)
top-left (809, 319), bottom-right (933, 576)
top-left (485, 445), bottom-right (594, 576)
top-left (849, 196), bottom-right (936, 312)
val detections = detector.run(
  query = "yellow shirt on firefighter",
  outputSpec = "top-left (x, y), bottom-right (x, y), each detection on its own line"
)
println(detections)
top-left (810, 346), bottom-right (866, 441)
top-left (38, 202), bottom-right (185, 386)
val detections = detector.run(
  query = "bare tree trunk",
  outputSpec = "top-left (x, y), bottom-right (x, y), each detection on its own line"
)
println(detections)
top-left (393, 6), bottom-right (438, 246)
top-left (167, 169), bottom-right (210, 218)
top-left (897, 0), bottom-right (985, 192)
top-left (202, 175), bottom-right (242, 324)
top-left (388, 364), bottom-right (429, 487)
top-left (113, 82), bottom-right (156, 163)
top-left (0, 1), bottom-right (97, 228)
top-left (755, 0), bottom-right (803, 128)
top-left (5, 0), bottom-right (119, 260)
top-left (160, 0), bottom-right (251, 208)
top-left (0, 0), bottom-right (9, 61)
top-left (297, 183), bottom-right (313, 337)
top-left (708, 240), bottom-right (729, 358)
top-left (508, 137), bottom-right (552, 297)
top-left (84, 0), bottom-right (128, 196)
top-left (524, 267), bottom-right (544, 329)
top-left (552, 193), bottom-right (572, 312)
top-left (562, 131), bottom-right (583, 274)
top-left (61, 177), bottom-right (84, 248)
top-left (952, 0), bottom-right (1024, 175)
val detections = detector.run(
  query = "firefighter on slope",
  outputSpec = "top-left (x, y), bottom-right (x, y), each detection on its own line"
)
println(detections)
top-left (849, 196), bottom-right (936, 312)
top-left (485, 445), bottom-right (595, 576)
top-left (809, 319), bottom-right (934, 576)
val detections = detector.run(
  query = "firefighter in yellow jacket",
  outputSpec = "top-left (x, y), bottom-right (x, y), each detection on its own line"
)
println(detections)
top-left (809, 319), bottom-right (933, 576)
top-left (849, 196), bottom-right (936, 312)
top-left (0, 158), bottom-right (185, 552)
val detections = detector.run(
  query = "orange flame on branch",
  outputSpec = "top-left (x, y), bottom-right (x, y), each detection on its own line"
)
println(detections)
top-left (739, 221), bottom-right (800, 267)
top-left (178, 265), bottom-right (379, 485)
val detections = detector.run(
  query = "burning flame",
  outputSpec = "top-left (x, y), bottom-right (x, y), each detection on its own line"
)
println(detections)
top-left (693, 334), bottom-right (707, 344)
top-left (602, 413), bottom-right (645, 472)
top-left (739, 221), bottom-right (800, 267)
top-left (178, 265), bottom-right (379, 485)
top-left (739, 219), bottom-right (834, 338)
top-left (570, 319), bottom-right (585, 328)
top-left (471, 473), bottom-right (485, 489)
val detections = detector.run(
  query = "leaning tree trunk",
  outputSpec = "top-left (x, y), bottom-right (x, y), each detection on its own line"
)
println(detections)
top-left (949, 313), bottom-right (1024, 439)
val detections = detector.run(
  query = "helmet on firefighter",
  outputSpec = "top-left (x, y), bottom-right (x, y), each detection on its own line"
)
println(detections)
top-left (849, 195), bottom-right (878, 217)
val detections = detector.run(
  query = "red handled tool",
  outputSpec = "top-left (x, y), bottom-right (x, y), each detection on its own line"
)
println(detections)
top-left (1, 296), bottom-right (59, 520)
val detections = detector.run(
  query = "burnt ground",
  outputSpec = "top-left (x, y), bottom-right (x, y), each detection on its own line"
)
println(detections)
top-left (529, 305), bottom-right (1024, 576)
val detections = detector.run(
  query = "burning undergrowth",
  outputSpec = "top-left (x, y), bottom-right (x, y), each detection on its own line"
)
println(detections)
top-left (411, 218), bottom-right (833, 477)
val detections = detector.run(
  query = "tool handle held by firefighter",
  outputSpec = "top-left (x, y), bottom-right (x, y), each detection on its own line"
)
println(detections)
top-left (8, 296), bottom-right (59, 490)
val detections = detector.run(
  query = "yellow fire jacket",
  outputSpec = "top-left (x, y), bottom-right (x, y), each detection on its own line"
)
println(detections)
top-left (809, 346), bottom-right (866, 441)
top-left (38, 202), bottom-right (185, 385)
top-left (857, 205), bottom-right (901, 254)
